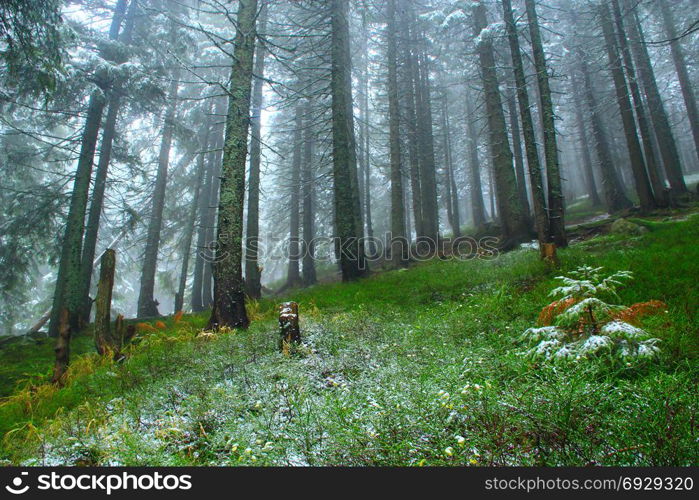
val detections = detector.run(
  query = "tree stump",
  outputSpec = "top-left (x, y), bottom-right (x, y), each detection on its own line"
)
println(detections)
top-left (279, 302), bottom-right (300, 355)
top-left (113, 314), bottom-right (136, 361)
top-left (94, 249), bottom-right (116, 355)
top-left (541, 242), bottom-right (559, 266)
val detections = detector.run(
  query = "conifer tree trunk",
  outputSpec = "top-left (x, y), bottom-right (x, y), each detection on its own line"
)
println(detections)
top-left (414, 40), bottom-right (439, 247)
top-left (208, 0), bottom-right (258, 330)
top-left (578, 52), bottom-right (632, 212)
top-left (501, 0), bottom-right (548, 247)
top-left (441, 93), bottom-right (461, 238)
top-left (659, 0), bottom-right (699, 167)
top-left (506, 85), bottom-right (532, 222)
top-left (570, 75), bottom-right (602, 207)
top-left (330, 0), bottom-right (367, 281)
top-left (191, 114), bottom-right (217, 312)
top-left (244, 2), bottom-right (267, 299)
top-left (175, 114), bottom-right (212, 313)
top-left (464, 88), bottom-right (486, 231)
top-left (78, 0), bottom-right (138, 325)
top-left (599, 2), bottom-right (655, 211)
top-left (137, 67), bottom-right (180, 318)
top-left (301, 101), bottom-right (317, 286)
top-left (611, 0), bottom-right (667, 207)
top-left (359, 9), bottom-right (376, 258)
top-left (202, 127), bottom-right (224, 310)
top-left (623, 0), bottom-right (687, 196)
top-left (48, 0), bottom-right (128, 340)
top-left (287, 104), bottom-right (303, 287)
top-left (387, 0), bottom-right (407, 267)
top-left (473, 1), bottom-right (529, 248)
top-left (524, 0), bottom-right (566, 246)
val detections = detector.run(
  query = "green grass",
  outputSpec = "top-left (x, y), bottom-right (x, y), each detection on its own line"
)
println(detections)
top-left (1, 215), bottom-right (697, 466)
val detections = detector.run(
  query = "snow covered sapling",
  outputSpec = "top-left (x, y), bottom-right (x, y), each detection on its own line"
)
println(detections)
top-left (522, 266), bottom-right (663, 361)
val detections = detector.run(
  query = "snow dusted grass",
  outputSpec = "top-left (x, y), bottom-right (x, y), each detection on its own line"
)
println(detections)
top-left (1, 215), bottom-right (697, 466)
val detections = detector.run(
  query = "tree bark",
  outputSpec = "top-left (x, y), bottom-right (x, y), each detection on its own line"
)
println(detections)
top-left (611, 0), bottom-right (667, 207)
top-left (464, 88), bottom-right (486, 231)
top-left (659, 0), bottom-right (699, 168)
top-left (578, 51), bottom-right (633, 212)
top-left (570, 74), bottom-right (602, 207)
top-left (301, 101), bottom-right (317, 286)
top-left (473, 2), bottom-right (530, 248)
top-left (501, 0), bottom-right (549, 247)
top-left (48, 0), bottom-right (128, 339)
top-left (137, 66), bottom-right (180, 318)
top-left (78, 0), bottom-right (138, 325)
top-left (330, 0), bottom-right (367, 281)
top-left (94, 249), bottom-right (115, 356)
top-left (175, 111), bottom-right (212, 313)
top-left (287, 104), bottom-right (303, 287)
top-left (599, 2), bottom-right (656, 211)
top-left (441, 91), bottom-right (461, 238)
top-left (207, 0), bottom-right (257, 330)
top-left (623, 0), bottom-right (687, 196)
top-left (524, 0), bottom-right (566, 246)
top-left (387, 0), bottom-right (407, 267)
top-left (244, 2), bottom-right (268, 299)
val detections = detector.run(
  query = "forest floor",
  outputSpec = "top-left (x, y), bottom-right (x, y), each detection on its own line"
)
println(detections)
top-left (1, 208), bottom-right (698, 465)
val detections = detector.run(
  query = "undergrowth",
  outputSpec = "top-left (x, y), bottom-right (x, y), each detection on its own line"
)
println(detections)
top-left (0, 216), bottom-right (697, 465)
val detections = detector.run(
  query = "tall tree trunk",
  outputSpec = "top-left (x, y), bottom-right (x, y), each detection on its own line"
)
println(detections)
top-left (441, 92), bottom-right (461, 238)
top-left (48, 0), bottom-right (128, 341)
top-left (301, 101), bottom-right (317, 286)
top-left (473, 1), bottom-right (530, 248)
top-left (506, 85), bottom-right (532, 223)
top-left (578, 52), bottom-right (632, 212)
top-left (570, 75), bottom-right (602, 207)
top-left (611, 0), bottom-right (667, 207)
top-left (244, 2), bottom-right (267, 299)
top-left (202, 123), bottom-right (224, 310)
top-left (659, 0), bottom-right (699, 168)
top-left (330, 0), bottom-right (367, 281)
top-left (623, 0), bottom-right (687, 196)
top-left (524, 0), bottom-right (566, 246)
top-left (78, 0), bottom-right (139, 325)
top-left (414, 38), bottom-right (439, 246)
top-left (287, 104), bottom-right (303, 287)
top-left (359, 9), bottom-right (376, 258)
top-left (501, 0), bottom-right (549, 247)
top-left (137, 67), bottom-right (180, 318)
top-left (464, 88), bottom-right (486, 231)
top-left (387, 0), bottom-right (407, 267)
top-left (207, 0), bottom-right (258, 330)
top-left (175, 112), bottom-right (213, 313)
top-left (190, 110), bottom-right (217, 312)
top-left (599, 2), bottom-right (656, 211)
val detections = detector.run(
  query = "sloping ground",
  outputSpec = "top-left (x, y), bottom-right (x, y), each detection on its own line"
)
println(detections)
top-left (1, 215), bottom-right (697, 466)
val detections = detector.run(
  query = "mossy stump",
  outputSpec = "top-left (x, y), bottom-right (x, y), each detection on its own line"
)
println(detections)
top-left (279, 302), bottom-right (300, 355)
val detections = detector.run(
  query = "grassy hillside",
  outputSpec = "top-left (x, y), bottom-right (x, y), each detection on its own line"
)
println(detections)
top-left (1, 215), bottom-right (697, 466)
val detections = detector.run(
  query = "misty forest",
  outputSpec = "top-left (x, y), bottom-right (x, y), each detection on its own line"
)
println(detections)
top-left (0, 0), bottom-right (698, 466)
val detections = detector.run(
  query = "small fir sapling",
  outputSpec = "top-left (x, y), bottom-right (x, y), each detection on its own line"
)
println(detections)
top-left (522, 266), bottom-right (663, 361)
